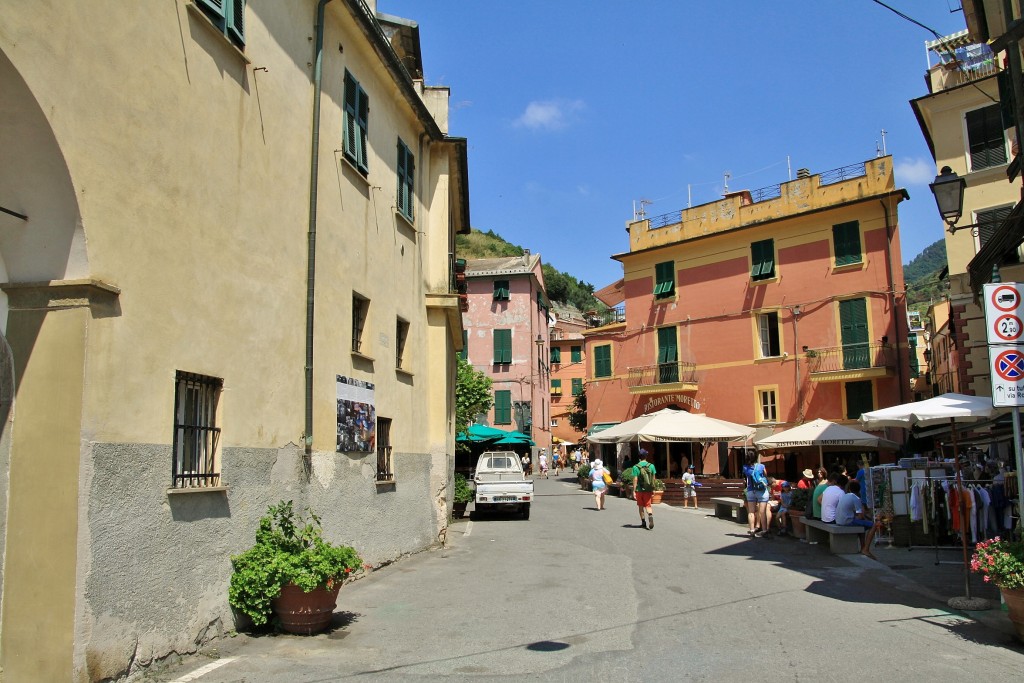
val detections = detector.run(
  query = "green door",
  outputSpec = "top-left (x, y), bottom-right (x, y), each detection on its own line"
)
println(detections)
top-left (839, 298), bottom-right (869, 369)
top-left (657, 326), bottom-right (679, 383)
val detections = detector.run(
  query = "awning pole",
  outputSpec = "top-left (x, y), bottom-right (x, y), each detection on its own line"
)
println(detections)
top-left (950, 417), bottom-right (972, 600)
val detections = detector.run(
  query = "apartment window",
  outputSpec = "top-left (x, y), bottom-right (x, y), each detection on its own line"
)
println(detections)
top-left (550, 346), bottom-right (562, 364)
top-left (376, 417), bottom-right (393, 481)
top-left (352, 293), bottom-right (369, 353)
top-left (493, 280), bottom-right (510, 300)
top-left (845, 380), bottom-right (874, 420)
top-left (758, 311), bottom-right (781, 358)
top-left (172, 371), bottom-right (223, 488)
top-left (908, 333), bottom-right (919, 379)
top-left (550, 419), bottom-right (558, 428)
top-left (493, 329), bottom-right (512, 364)
top-left (572, 377), bottom-right (583, 396)
top-left (551, 379), bottom-right (562, 395)
top-left (833, 221), bottom-right (862, 267)
top-left (397, 138), bottom-right (415, 221)
top-left (750, 239), bottom-right (775, 281)
top-left (977, 205), bottom-right (1018, 263)
top-left (758, 388), bottom-right (777, 423)
top-left (494, 390), bottom-right (512, 424)
top-left (571, 345), bottom-right (582, 363)
top-left (657, 326), bottom-right (679, 383)
top-left (396, 318), bottom-right (410, 370)
top-left (343, 71), bottom-right (369, 174)
top-left (966, 104), bottom-right (1007, 171)
top-left (654, 261), bottom-right (676, 299)
top-left (460, 329), bottom-right (469, 361)
top-left (594, 344), bottom-right (612, 378)
top-left (195, 0), bottom-right (245, 48)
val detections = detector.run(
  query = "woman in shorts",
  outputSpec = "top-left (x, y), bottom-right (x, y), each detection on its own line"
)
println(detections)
top-left (743, 451), bottom-right (771, 538)
top-left (590, 459), bottom-right (607, 510)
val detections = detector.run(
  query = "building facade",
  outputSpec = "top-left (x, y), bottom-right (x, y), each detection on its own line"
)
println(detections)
top-left (585, 157), bottom-right (909, 479)
top-left (0, 1), bottom-right (468, 680)
top-left (548, 306), bottom-right (589, 450)
top-left (462, 254), bottom-right (551, 455)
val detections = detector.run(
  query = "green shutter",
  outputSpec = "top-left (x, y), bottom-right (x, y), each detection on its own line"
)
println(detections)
top-left (571, 346), bottom-right (582, 363)
top-left (839, 298), bottom-right (869, 369)
top-left (595, 345), bottom-right (612, 378)
top-left (494, 390), bottom-right (512, 424)
top-left (493, 329), bottom-right (512, 364)
top-left (845, 380), bottom-right (873, 420)
top-left (654, 261), bottom-right (675, 298)
top-left (551, 379), bottom-right (562, 394)
top-left (572, 378), bottom-right (583, 395)
top-left (908, 332), bottom-right (919, 378)
top-left (343, 72), bottom-right (358, 162)
top-left (657, 326), bottom-right (679, 383)
top-left (751, 239), bottom-right (774, 280)
top-left (460, 329), bottom-right (468, 360)
top-left (833, 221), bottom-right (861, 267)
top-left (493, 280), bottom-right (510, 300)
top-left (550, 347), bottom-right (561, 363)
top-left (397, 139), bottom-right (414, 220)
top-left (226, 0), bottom-right (245, 45)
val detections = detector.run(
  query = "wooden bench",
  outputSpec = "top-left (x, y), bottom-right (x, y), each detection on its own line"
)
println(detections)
top-left (710, 497), bottom-right (746, 523)
top-left (803, 519), bottom-right (865, 554)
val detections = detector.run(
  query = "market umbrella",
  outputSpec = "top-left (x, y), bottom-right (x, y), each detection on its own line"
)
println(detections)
top-left (860, 392), bottom-right (1003, 607)
top-left (456, 423), bottom-right (510, 442)
top-left (587, 408), bottom-right (754, 444)
top-left (755, 418), bottom-right (899, 469)
top-left (493, 431), bottom-right (535, 446)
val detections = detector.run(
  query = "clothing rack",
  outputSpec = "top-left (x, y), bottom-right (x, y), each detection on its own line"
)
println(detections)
top-left (907, 474), bottom-right (1004, 566)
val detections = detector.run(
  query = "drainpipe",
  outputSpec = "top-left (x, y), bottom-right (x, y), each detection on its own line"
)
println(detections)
top-left (306, 0), bottom-right (334, 455)
top-left (880, 198), bottom-right (908, 403)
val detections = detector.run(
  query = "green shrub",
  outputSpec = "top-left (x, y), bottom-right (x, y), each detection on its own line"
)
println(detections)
top-left (620, 468), bottom-right (635, 484)
top-left (453, 473), bottom-right (474, 504)
top-left (788, 488), bottom-right (810, 511)
top-left (228, 501), bottom-right (363, 626)
top-left (577, 464), bottom-right (591, 480)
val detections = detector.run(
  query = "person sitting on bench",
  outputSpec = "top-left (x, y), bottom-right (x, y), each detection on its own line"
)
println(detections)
top-left (835, 479), bottom-right (882, 559)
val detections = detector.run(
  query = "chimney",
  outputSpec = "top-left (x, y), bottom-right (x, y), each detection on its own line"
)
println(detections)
top-left (796, 168), bottom-right (810, 179)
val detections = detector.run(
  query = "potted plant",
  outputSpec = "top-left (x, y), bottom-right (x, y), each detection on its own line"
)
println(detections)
top-left (970, 537), bottom-right (1024, 641)
top-left (577, 464), bottom-right (591, 490)
top-left (620, 467), bottom-right (635, 499)
top-left (787, 487), bottom-right (810, 538)
top-left (650, 478), bottom-right (666, 505)
top-left (229, 501), bottom-right (363, 634)
top-left (452, 473), bottom-right (473, 519)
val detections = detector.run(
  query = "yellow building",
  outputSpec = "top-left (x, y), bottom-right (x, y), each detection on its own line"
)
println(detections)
top-left (0, 1), bottom-right (468, 680)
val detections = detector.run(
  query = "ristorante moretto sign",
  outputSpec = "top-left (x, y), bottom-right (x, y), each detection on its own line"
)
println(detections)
top-left (641, 393), bottom-right (702, 413)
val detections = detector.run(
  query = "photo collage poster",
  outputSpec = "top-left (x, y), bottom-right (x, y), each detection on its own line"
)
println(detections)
top-left (336, 375), bottom-right (375, 453)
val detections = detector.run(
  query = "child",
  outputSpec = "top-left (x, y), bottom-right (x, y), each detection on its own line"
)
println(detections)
top-left (777, 481), bottom-right (793, 535)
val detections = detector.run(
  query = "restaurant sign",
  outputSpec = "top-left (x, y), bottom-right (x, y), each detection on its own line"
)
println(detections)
top-left (641, 393), bottom-right (701, 413)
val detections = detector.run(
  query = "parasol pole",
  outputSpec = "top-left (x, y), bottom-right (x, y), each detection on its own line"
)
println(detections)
top-left (947, 416), bottom-right (988, 610)
top-left (819, 444), bottom-right (824, 471)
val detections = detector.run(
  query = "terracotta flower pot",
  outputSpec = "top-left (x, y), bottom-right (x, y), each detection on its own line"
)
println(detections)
top-left (1001, 586), bottom-right (1024, 642)
top-left (272, 583), bottom-right (340, 634)
top-left (651, 490), bottom-right (664, 505)
top-left (789, 510), bottom-right (807, 539)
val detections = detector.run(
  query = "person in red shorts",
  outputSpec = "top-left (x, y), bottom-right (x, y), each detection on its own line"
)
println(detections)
top-left (630, 449), bottom-right (657, 530)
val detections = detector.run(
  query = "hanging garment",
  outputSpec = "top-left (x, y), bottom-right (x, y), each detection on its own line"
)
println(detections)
top-left (910, 484), bottom-right (923, 522)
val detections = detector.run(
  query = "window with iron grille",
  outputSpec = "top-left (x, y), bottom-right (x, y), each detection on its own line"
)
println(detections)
top-left (832, 221), bottom-right (862, 267)
top-left (758, 311), bottom-right (780, 358)
top-left (965, 104), bottom-right (1007, 171)
top-left (194, 0), bottom-right (245, 48)
top-left (493, 280), bottom-right (510, 300)
top-left (172, 371), bottom-right (223, 488)
top-left (594, 344), bottom-right (612, 378)
top-left (352, 293), bottom-right (369, 353)
top-left (376, 417), bottom-right (393, 481)
top-left (654, 261), bottom-right (675, 299)
top-left (750, 239), bottom-right (775, 281)
top-left (343, 70), bottom-right (369, 174)
top-left (758, 389), bottom-right (777, 423)
top-left (396, 138), bottom-right (414, 221)
top-left (493, 329), bottom-right (512, 364)
top-left (494, 390), bottom-right (512, 424)
top-left (396, 318), bottom-right (410, 370)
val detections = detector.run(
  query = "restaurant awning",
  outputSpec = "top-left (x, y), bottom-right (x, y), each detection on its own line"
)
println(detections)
top-left (587, 422), bottom-right (619, 436)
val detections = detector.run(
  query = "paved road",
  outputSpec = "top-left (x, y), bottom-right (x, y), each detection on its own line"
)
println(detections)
top-left (141, 476), bottom-right (1024, 682)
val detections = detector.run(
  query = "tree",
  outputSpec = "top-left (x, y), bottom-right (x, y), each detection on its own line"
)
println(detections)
top-left (567, 384), bottom-right (587, 434)
top-left (455, 356), bottom-right (493, 436)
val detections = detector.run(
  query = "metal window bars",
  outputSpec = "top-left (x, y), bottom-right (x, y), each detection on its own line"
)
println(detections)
top-left (376, 417), bottom-right (393, 481)
top-left (171, 371), bottom-right (223, 488)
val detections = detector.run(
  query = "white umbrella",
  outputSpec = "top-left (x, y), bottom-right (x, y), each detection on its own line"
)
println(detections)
top-left (755, 418), bottom-right (898, 469)
top-left (587, 408), bottom-right (754, 444)
top-left (860, 392), bottom-right (1003, 606)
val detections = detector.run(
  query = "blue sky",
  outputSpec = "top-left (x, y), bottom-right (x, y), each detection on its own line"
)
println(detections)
top-left (379, 1), bottom-right (970, 289)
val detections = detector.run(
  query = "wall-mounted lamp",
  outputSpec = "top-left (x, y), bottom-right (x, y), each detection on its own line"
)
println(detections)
top-left (929, 166), bottom-right (968, 233)
top-left (923, 349), bottom-right (933, 364)
top-left (881, 335), bottom-right (889, 345)
top-left (793, 304), bottom-right (801, 317)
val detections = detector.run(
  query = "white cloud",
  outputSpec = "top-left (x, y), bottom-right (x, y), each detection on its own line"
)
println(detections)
top-left (895, 157), bottom-right (936, 185)
top-left (513, 99), bottom-right (585, 131)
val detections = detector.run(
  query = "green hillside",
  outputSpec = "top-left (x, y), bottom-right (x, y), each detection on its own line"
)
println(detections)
top-left (904, 238), bottom-right (948, 315)
top-left (456, 229), bottom-right (607, 314)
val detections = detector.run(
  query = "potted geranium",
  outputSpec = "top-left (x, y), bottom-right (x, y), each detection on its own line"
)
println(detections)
top-left (229, 501), bottom-right (363, 634)
top-left (452, 473), bottom-right (473, 518)
top-left (970, 537), bottom-right (1024, 641)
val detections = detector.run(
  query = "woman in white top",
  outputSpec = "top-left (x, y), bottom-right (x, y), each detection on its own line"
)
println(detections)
top-left (590, 459), bottom-right (608, 510)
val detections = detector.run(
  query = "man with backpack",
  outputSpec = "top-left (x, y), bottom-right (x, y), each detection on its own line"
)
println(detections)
top-left (630, 448), bottom-right (657, 530)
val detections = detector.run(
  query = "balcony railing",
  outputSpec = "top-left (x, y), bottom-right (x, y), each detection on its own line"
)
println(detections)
top-left (627, 361), bottom-right (698, 389)
top-left (805, 342), bottom-right (895, 375)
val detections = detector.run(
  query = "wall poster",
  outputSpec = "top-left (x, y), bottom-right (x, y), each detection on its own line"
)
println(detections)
top-left (336, 375), bottom-right (375, 453)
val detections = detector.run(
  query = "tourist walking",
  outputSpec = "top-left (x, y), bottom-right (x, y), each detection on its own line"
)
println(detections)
top-left (538, 450), bottom-right (548, 478)
top-left (743, 451), bottom-right (771, 538)
top-left (630, 449), bottom-right (657, 530)
top-left (590, 459), bottom-right (608, 510)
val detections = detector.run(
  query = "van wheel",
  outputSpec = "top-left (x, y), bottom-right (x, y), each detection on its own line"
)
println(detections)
top-left (521, 504), bottom-right (531, 520)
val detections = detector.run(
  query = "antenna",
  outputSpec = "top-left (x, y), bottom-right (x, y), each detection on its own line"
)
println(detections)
top-left (880, 129), bottom-right (888, 156)
top-left (723, 172), bottom-right (731, 195)
top-left (634, 199), bottom-right (652, 220)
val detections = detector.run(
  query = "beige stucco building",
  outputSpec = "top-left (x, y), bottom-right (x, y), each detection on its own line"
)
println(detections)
top-left (0, 1), bottom-right (468, 680)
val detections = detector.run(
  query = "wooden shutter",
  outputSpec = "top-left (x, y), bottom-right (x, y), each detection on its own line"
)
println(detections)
top-left (978, 205), bottom-right (1014, 249)
top-left (571, 345), bottom-right (582, 363)
top-left (833, 221), bottom-right (861, 267)
top-left (595, 345), bottom-right (611, 377)
top-left (550, 347), bottom-right (561, 363)
top-left (551, 379), bottom-right (562, 395)
top-left (356, 85), bottom-right (369, 171)
top-left (654, 261), bottom-right (675, 298)
top-left (493, 280), bottom-right (509, 300)
top-left (460, 330), bottom-right (468, 360)
top-left (839, 298), bottom-right (869, 369)
top-left (493, 329), bottom-right (512, 364)
top-left (751, 239), bottom-right (774, 279)
top-left (494, 390), bottom-right (512, 424)
top-left (344, 72), bottom-right (358, 161)
top-left (967, 104), bottom-right (1007, 170)
top-left (572, 378), bottom-right (583, 395)
top-left (845, 380), bottom-right (874, 420)
top-left (908, 333), bottom-right (919, 378)
top-left (197, 0), bottom-right (225, 20)
top-left (226, 0), bottom-right (245, 46)
top-left (657, 327), bottom-right (678, 364)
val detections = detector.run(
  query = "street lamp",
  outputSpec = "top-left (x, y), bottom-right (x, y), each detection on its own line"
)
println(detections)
top-left (929, 166), bottom-right (967, 233)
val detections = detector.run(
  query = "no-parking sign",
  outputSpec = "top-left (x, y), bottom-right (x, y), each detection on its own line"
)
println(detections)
top-left (984, 283), bottom-right (1024, 406)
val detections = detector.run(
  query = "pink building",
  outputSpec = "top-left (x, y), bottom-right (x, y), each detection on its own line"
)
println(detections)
top-left (462, 253), bottom-right (552, 455)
